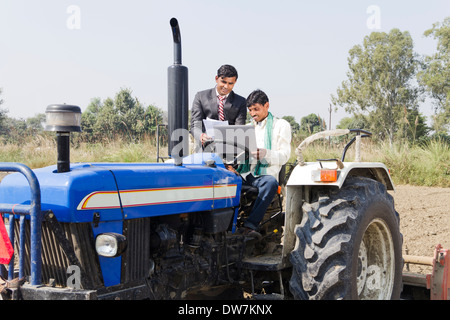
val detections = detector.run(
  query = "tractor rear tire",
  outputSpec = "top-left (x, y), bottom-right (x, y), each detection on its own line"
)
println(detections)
top-left (289, 177), bottom-right (403, 300)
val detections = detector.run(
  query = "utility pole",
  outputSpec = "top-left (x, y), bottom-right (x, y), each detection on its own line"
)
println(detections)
top-left (328, 103), bottom-right (332, 130)
top-left (328, 104), bottom-right (332, 144)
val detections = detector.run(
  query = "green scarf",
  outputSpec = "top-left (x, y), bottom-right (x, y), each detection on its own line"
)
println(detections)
top-left (237, 112), bottom-right (273, 176)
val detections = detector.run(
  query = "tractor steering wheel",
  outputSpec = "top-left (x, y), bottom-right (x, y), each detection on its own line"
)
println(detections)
top-left (202, 138), bottom-right (251, 169)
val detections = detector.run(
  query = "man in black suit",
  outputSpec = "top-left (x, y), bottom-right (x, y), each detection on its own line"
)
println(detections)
top-left (190, 65), bottom-right (247, 149)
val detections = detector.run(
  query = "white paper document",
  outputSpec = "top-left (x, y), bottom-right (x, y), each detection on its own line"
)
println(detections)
top-left (203, 118), bottom-right (229, 138)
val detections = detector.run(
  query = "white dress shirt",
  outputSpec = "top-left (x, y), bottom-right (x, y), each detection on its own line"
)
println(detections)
top-left (215, 87), bottom-right (229, 104)
top-left (242, 115), bottom-right (292, 181)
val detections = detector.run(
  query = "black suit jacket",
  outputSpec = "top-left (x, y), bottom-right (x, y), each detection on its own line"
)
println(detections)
top-left (190, 88), bottom-right (247, 141)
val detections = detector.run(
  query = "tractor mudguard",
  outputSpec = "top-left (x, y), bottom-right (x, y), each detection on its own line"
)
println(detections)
top-left (287, 161), bottom-right (394, 191)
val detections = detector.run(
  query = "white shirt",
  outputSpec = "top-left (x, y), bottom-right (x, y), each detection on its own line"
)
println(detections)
top-left (242, 115), bottom-right (292, 181)
top-left (215, 87), bottom-right (229, 104)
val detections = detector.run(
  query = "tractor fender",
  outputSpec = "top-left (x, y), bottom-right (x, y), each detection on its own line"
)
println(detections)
top-left (286, 161), bottom-right (394, 191)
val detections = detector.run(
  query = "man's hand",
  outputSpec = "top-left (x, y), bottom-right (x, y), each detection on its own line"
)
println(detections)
top-left (225, 164), bottom-right (239, 175)
top-left (252, 148), bottom-right (267, 160)
top-left (201, 133), bottom-right (212, 144)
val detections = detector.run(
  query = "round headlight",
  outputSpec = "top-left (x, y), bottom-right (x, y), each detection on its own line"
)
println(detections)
top-left (95, 233), bottom-right (127, 258)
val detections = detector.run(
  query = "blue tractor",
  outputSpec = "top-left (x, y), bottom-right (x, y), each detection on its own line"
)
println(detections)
top-left (0, 19), bottom-right (403, 300)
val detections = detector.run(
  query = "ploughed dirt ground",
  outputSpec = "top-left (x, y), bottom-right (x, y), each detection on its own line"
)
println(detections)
top-left (390, 185), bottom-right (450, 275)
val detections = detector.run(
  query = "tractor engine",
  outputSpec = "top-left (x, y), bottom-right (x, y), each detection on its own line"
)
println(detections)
top-left (147, 211), bottom-right (243, 299)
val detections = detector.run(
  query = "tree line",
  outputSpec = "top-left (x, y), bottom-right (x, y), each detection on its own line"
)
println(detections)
top-left (0, 18), bottom-right (448, 146)
top-left (331, 18), bottom-right (449, 144)
top-left (79, 88), bottom-right (166, 143)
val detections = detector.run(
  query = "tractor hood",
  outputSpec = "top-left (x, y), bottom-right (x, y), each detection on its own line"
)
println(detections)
top-left (0, 153), bottom-right (241, 223)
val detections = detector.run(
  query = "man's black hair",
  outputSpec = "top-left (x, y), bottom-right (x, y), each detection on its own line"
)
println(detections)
top-left (246, 89), bottom-right (269, 108)
top-left (217, 65), bottom-right (238, 80)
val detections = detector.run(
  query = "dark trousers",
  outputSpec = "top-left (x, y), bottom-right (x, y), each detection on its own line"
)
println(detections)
top-left (242, 174), bottom-right (278, 230)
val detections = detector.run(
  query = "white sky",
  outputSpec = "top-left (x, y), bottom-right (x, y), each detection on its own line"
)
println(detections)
top-left (0, 0), bottom-right (448, 128)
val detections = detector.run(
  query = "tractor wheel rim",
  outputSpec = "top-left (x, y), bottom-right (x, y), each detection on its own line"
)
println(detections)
top-left (357, 218), bottom-right (395, 300)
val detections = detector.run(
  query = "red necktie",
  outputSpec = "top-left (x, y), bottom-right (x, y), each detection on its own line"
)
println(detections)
top-left (218, 96), bottom-right (225, 121)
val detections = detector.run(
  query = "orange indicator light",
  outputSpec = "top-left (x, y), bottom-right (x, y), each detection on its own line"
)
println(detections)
top-left (320, 169), bottom-right (337, 182)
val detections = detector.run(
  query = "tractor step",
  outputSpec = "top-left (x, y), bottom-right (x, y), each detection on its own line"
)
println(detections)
top-left (241, 253), bottom-right (289, 271)
top-left (252, 293), bottom-right (285, 300)
top-left (242, 254), bottom-right (289, 299)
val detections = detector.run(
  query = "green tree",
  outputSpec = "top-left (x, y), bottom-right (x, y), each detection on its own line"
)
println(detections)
top-left (398, 107), bottom-right (429, 142)
top-left (26, 113), bottom-right (46, 132)
top-left (282, 115), bottom-right (300, 134)
top-left (1, 114), bottom-right (46, 143)
top-left (143, 104), bottom-right (165, 135)
top-left (336, 115), bottom-right (369, 130)
top-left (81, 98), bottom-right (102, 138)
top-left (80, 88), bottom-right (165, 142)
top-left (96, 97), bottom-right (120, 138)
top-left (300, 113), bottom-right (325, 134)
top-left (417, 17), bottom-right (450, 134)
top-left (331, 29), bottom-right (422, 145)
top-left (2, 117), bottom-right (26, 142)
top-left (114, 88), bottom-right (145, 138)
top-left (0, 88), bottom-right (9, 135)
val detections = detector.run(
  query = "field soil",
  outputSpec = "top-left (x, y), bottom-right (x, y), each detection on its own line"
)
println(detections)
top-left (390, 185), bottom-right (450, 274)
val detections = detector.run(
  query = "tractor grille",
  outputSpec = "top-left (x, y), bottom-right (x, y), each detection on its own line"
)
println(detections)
top-left (13, 219), bottom-right (103, 289)
top-left (10, 217), bottom-right (151, 289)
top-left (122, 218), bottom-right (151, 283)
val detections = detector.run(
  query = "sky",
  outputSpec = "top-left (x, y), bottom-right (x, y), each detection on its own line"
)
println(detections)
top-left (0, 0), bottom-right (448, 129)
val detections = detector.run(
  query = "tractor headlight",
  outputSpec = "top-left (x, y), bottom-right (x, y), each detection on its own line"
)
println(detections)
top-left (95, 233), bottom-right (127, 258)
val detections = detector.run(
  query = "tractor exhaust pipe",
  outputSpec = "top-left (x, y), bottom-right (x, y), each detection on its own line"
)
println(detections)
top-left (168, 18), bottom-right (189, 165)
top-left (170, 18), bottom-right (182, 65)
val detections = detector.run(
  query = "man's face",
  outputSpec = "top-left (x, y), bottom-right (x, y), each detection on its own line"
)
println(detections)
top-left (215, 76), bottom-right (236, 96)
top-left (248, 102), bottom-right (269, 123)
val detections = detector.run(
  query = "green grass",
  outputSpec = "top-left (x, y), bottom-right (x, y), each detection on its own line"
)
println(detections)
top-left (0, 135), bottom-right (166, 167)
top-left (378, 139), bottom-right (450, 187)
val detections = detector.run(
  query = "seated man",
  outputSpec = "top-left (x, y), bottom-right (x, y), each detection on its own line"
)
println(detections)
top-left (229, 89), bottom-right (291, 238)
